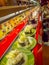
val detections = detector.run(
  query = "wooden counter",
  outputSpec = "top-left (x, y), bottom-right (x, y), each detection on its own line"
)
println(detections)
top-left (43, 45), bottom-right (49, 65)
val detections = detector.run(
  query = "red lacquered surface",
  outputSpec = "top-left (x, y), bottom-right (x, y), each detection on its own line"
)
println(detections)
top-left (33, 44), bottom-right (43, 65)
top-left (0, 18), bottom-right (28, 59)
top-left (33, 13), bottom-right (43, 65)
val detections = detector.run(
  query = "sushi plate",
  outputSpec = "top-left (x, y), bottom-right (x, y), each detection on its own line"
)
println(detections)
top-left (0, 47), bottom-right (34, 65)
top-left (12, 37), bottom-right (37, 50)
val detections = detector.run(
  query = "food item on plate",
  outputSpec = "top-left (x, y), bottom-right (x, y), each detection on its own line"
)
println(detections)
top-left (12, 36), bottom-right (36, 50)
top-left (24, 25), bottom-right (36, 36)
top-left (12, 18), bottom-right (18, 27)
top-left (0, 48), bottom-right (34, 65)
top-left (2, 22), bottom-right (12, 33)
top-left (0, 24), bottom-right (6, 40)
top-left (31, 28), bottom-right (36, 36)
top-left (12, 29), bottom-right (36, 50)
top-left (18, 31), bottom-right (27, 43)
top-left (2, 23), bottom-right (8, 33)
top-left (26, 37), bottom-right (36, 50)
top-left (7, 22), bottom-right (13, 32)
top-left (6, 22), bottom-right (12, 33)
top-left (0, 29), bottom-right (6, 40)
top-left (24, 25), bottom-right (33, 32)
top-left (9, 19), bottom-right (15, 28)
top-left (6, 50), bottom-right (27, 65)
top-left (0, 21), bottom-right (13, 40)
